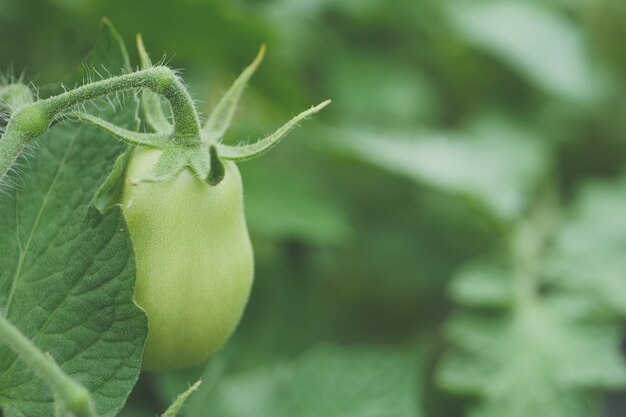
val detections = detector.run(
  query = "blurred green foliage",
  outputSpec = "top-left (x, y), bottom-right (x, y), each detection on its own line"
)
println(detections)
top-left (3, 0), bottom-right (626, 416)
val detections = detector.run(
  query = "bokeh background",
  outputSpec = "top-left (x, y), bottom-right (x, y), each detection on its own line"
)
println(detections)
top-left (2, 0), bottom-right (626, 416)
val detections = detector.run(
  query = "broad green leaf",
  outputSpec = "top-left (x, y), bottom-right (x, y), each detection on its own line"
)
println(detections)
top-left (0, 20), bottom-right (146, 417)
top-left (329, 118), bottom-right (548, 221)
top-left (445, 1), bottom-right (601, 101)
top-left (545, 175), bottom-right (626, 315)
top-left (194, 344), bottom-right (423, 417)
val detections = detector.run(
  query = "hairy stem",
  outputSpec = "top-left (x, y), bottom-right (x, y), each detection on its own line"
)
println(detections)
top-left (42, 67), bottom-right (199, 143)
top-left (0, 66), bottom-right (201, 184)
top-left (0, 128), bottom-right (29, 185)
top-left (0, 314), bottom-right (97, 417)
top-left (136, 34), bottom-right (172, 133)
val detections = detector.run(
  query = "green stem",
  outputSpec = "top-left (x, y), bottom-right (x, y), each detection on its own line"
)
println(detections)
top-left (41, 67), bottom-right (200, 144)
top-left (136, 34), bottom-right (172, 133)
top-left (0, 66), bottom-right (201, 184)
top-left (0, 128), bottom-right (29, 185)
top-left (0, 314), bottom-right (97, 417)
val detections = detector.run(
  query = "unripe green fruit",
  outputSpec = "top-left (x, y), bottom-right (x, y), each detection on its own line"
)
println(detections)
top-left (119, 148), bottom-right (253, 371)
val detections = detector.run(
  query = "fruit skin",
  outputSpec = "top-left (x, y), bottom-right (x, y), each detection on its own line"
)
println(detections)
top-left (119, 147), bottom-right (253, 371)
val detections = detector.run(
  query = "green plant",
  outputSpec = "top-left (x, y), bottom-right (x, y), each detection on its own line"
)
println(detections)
top-left (5, 0), bottom-right (626, 415)
top-left (0, 20), bottom-right (328, 416)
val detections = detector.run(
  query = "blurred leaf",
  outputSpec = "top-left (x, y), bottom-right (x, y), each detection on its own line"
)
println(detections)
top-left (327, 53), bottom-right (439, 127)
top-left (241, 157), bottom-right (352, 245)
top-left (194, 343), bottom-right (423, 417)
top-left (586, 0), bottom-right (626, 70)
top-left (446, 0), bottom-right (601, 101)
top-left (0, 0), bottom-right (17, 17)
top-left (545, 175), bottom-right (626, 315)
top-left (328, 119), bottom-right (548, 221)
top-left (449, 259), bottom-right (513, 308)
top-left (438, 299), bottom-right (626, 417)
top-left (439, 180), bottom-right (626, 417)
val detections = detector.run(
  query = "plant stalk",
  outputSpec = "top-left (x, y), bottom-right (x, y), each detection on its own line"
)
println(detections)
top-left (0, 66), bottom-right (201, 185)
top-left (0, 313), bottom-right (97, 417)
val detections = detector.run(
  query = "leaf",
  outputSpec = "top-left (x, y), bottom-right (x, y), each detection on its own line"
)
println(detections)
top-left (438, 300), bottom-right (626, 417)
top-left (545, 175), bottom-right (626, 315)
top-left (329, 118), bottom-right (548, 221)
top-left (439, 242), bottom-right (626, 415)
top-left (193, 344), bottom-right (423, 417)
top-left (240, 157), bottom-right (351, 245)
top-left (0, 20), bottom-right (146, 417)
top-left (448, 259), bottom-right (513, 308)
top-left (445, 1), bottom-right (601, 101)
top-left (326, 52), bottom-right (439, 127)
top-left (438, 182), bottom-right (626, 416)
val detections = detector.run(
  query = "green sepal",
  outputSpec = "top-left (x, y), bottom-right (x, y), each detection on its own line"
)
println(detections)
top-left (87, 148), bottom-right (132, 228)
top-left (130, 141), bottom-right (232, 185)
top-left (202, 44), bottom-right (266, 143)
top-left (207, 144), bottom-right (225, 185)
top-left (218, 99), bottom-right (331, 161)
top-left (64, 112), bottom-right (170, 148)
top-left (133, 144), bottom-right (207, 184)
top-left (91, 149), bottom-right (134, 214)
top-left (141, 146), bottom-right (188, 182)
